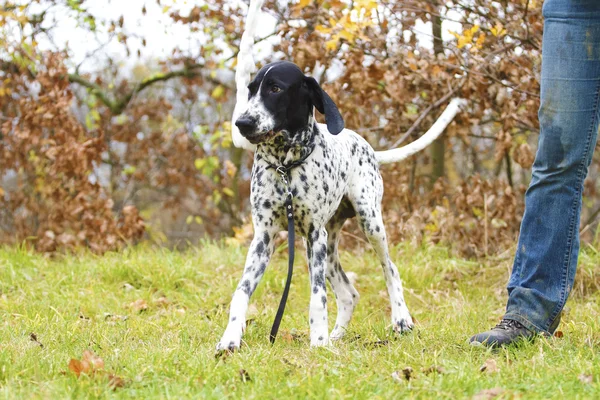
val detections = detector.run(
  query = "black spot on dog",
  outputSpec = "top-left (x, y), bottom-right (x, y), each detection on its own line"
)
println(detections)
top-left (241, 280), bottom-right (251, 295)
top-left (254, 241), bottom-right (265, 256)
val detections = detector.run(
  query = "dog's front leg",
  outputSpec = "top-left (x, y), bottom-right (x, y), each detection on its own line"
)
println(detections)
top-left (307, 227), bottom-right (329, 347)
top-left (216, 230), bottom-right (275, 354)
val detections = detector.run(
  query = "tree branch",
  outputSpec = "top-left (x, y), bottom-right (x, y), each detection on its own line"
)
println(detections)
top-left (68, 63), bottom-right (231, 115)
top-left (389, 80), bottom-right (464, 149)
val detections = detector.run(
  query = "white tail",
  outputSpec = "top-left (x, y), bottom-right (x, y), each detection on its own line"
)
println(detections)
top-left (231, 0), bottom-right (265, 151)
top-left (375, 98), bottom-right (467, 165)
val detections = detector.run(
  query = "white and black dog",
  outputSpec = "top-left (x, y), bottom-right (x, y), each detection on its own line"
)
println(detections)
top-left (216, 61), bottom-right (415, 354)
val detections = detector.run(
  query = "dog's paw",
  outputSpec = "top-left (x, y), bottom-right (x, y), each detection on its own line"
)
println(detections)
top-left (330, 325), bottom-right (347, 341)
top-left (392, 315), bottom-right (414, 334)
top-left (215, 328), bottom-right (242, 358)
top-left (215, 339), bottom-right (240, 358)
top-left (310, 334), bottom-right (329, 347)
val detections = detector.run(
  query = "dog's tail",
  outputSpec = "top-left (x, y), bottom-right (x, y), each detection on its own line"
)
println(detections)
top-left (375, 98), bottom-right (467, 165)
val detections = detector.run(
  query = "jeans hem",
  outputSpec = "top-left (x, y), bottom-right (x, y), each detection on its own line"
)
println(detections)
top-left (504, 313), bottom-right (551, 336)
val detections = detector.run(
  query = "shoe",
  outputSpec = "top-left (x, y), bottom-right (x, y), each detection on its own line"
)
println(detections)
top-left (469, 319), bottom-right (534, 348)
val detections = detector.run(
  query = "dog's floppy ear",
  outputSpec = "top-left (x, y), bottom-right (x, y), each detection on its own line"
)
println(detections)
top-left (304, 76), bottom-right (344, 135)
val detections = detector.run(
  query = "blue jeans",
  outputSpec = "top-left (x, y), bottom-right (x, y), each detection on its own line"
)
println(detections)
top-left (505, 0), bottom-right (600, 334)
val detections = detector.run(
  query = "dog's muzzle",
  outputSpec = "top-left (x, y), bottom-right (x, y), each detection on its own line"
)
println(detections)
top-left (235, 116), bottom-right (274, 144)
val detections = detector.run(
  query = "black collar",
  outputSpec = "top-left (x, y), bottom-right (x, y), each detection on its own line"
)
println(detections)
top-left (264, 143), bottom-right (315, 175)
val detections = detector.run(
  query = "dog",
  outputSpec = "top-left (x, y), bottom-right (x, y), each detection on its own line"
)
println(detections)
top-left (216, 60), bottom-right (418, 354)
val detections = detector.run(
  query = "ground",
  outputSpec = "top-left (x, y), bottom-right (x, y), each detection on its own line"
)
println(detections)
top-left (1, 241), bottom-right (600, 399)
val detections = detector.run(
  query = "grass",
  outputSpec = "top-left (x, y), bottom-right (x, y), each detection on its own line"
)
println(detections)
top-left (1, 241), bottom-right (600, 399)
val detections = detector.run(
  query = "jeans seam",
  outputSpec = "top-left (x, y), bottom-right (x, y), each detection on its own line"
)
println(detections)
top-left (547, 78), bottom-right (600, 329)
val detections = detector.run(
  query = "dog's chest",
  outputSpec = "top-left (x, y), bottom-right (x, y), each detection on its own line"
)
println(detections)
top-left (250, 149), bottom-right (349, 234)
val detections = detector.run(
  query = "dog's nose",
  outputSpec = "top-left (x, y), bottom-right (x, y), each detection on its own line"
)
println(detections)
top-left (235, 117), bottom-right (256, 136)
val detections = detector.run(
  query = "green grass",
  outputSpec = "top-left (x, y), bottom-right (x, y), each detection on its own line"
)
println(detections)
top-left (1, 241), bottom-right (600, 399)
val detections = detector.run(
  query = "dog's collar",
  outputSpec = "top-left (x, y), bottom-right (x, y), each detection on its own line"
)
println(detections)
top-left (264, 143), bottom-right (315, 176)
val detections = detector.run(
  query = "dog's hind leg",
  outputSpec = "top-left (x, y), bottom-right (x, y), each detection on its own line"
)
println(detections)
top-left (216, 228), bottom-right (276, 355)
top-left (325, 201), bottom-right (359, 340)
top-left (351, 192), bottom-right (414, 334)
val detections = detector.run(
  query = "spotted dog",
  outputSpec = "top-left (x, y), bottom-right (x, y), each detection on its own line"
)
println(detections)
top-left (216, 61), bottom-right (414, 353)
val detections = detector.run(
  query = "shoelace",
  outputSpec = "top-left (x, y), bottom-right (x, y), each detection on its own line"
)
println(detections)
top-left (495, 319), bottom-right (523, 330)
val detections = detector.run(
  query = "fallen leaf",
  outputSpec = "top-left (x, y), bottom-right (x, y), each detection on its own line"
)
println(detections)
top-left (128, 299), bottom-right (148, 312)
top-left (68, 359), bottom-right (85, 377)
top-left (154, 296), bottom-right (170, 308)
top-left (473, 387), bottom-right (504, 400)
top-left (122, 283), bottom-right (135, 291)
top-left (554, 331), bottom-right (564, 338)
top-left (79, 313), bottom-right (91, 321)
top-left (29, 332), bottom-right (44, 348)
top-left (282, 358), bottom-right (301, 368)
top-left (82, 349), bottom-right (105, 371)
top-left (423, 365), bottom-right (445, 375)
top-left (578, 373), bottom-right (593, 384)
top-left (68, 350), bottom-right (104, 377)
top-left (239, 369), bottom-right (251, 383)
top-left (365, 340), bottom-right (389, 348)
top-left (480, 359), bottom-right (499, 374)
top-left (108, 374), bottom-right (127, 389)
top-left (391, 370), bottom-right (403, 383)
top-left (402, 367), bottom-right (414, 381)
top-left (104, 313), bottom-right (129, 324)
top-left (280, 331), bottom-right (294, 343)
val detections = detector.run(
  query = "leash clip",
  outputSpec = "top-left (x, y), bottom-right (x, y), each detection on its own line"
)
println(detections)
top-left (276, 166), bottom-right (293, 200)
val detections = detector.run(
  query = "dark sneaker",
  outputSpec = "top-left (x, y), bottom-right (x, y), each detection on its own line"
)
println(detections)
top-left (469, 319), bottom-right (534, 348)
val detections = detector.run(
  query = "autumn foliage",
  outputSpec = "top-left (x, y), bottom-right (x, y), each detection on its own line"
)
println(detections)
top-left (1, 0), bottom-right (599, 255)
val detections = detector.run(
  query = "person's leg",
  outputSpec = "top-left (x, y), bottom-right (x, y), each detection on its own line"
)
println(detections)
top-left (471, 0), bottom-right (600, 346)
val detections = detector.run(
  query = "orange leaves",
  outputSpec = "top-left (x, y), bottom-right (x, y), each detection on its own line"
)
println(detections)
top-left (127, 299), bottom-right (149, 313)
top-left (68, 350), bottom-right (105, 377)
top-left (68, 350), bottom-right (127, 390)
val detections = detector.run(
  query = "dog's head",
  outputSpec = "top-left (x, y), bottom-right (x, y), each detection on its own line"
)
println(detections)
top-left (235, 61), bottom-right (344, 144)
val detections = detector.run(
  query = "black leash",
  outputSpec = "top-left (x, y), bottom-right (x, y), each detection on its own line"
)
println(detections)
top-left (265, 147), bottom-right (314, 344)
top-left (269, 166), bottom-right (295, 344)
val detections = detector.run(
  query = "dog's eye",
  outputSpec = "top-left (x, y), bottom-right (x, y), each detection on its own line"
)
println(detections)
top-left (271, 86), bottom-right (282, 93)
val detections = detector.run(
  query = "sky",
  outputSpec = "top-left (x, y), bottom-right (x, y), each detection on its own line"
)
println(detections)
top-left (29, 0), bottom-right (277, 73)
top-left (23, 0), bottom-right (461, 78)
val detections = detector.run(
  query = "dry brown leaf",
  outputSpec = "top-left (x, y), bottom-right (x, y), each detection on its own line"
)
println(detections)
top-left (82, 349), bottom-right (105, 371)
top-left (29, 332), bottom-right (44, 348)
top-left (578, 374), bottom-right (593, 384)
top-left (473, 387), bottom-right (504, 400)
top-left (128, 299), bottom-right (148, 312)
top-left (239, 369), bottom-right (251, 383)
top-left (423, 365), bottom-right (445, 375)
top-left (480, 359), bottom-right (499, 374)
top-left (391, 370), bottom-right (403, 383)
top-left (554, 331), bottom-right (564, 338)
top-left (108, 374), bottom-right (127, 389)
top-left (154, 296), bottom-right (170, 308)
top-left (68, 350), bottom-right (104, 377)
top-left (68, 359), bottom-right (85, 377)
top-left (391, 367), bottom-right (414, 383)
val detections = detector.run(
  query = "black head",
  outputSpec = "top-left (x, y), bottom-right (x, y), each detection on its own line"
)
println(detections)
top-left (235, 61), bottom-right (344, 144)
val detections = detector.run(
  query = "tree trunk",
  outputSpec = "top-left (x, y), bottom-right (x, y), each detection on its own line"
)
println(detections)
top-left (430, 13), bottom-right (445, 184)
